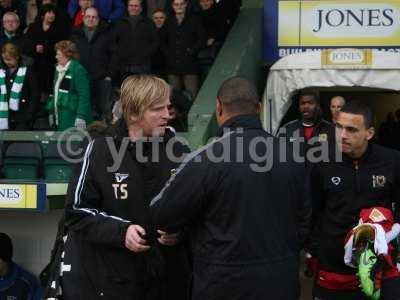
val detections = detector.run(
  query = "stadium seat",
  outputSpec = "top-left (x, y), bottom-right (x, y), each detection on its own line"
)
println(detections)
top-left (3, 142), bottom-right (42, 180)
top-left (43, 142), bottom-right (81, 182)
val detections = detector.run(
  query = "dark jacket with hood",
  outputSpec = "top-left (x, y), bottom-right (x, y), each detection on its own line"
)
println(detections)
top-left (62, 119), bottom-right (191, 300)
top-left (150, 114), bottom-right (311, 300)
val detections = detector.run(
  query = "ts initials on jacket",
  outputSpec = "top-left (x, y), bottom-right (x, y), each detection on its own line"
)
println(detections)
top-left (63, 120), bottom-right (191, 300)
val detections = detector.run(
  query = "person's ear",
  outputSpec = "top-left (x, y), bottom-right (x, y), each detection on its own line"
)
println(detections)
top-left (255, 102), bottom-right (261, 115)
top-left (366, 127), bottom-right (375, 141)
top-left (216, 98), bottom-right (223, 117)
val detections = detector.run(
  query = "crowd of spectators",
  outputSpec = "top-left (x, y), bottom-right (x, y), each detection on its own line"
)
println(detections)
top-left (0, 0), bottom-right (242, 131)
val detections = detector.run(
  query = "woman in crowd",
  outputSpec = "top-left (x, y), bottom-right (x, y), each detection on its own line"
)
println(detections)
top-left (46, 40), bottom-right (92, 131)
top-left (161, 0), bottom-right (206, 98)
top-left (25, 4), bottom-right (68, 97)
top-left (0, 43), bottom-right (39, 130)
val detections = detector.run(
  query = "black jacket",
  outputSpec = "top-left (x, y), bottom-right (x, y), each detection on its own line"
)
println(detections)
top-left (310, 144), bottom-right (400, 274)
top-left (63, 119), bottom-right (191, 300)
top-left (110, 16), bottom-right (159, 76)
top-left (5, 64), bottom-right (40, 130)
top-left (71, 23), bottom-right (112, 81)
top-left (161, 13), bottom-right (206, 75)
top-left (197, 3), bottom-right (227, 42)
top-left (150, 115), bottom-right (311, 300)
top-left (25, 21), bottom-right (68, 93)
top-left (278, 118), bottom-right (336, 165)
top-left (0, 30), bottom-right (27, 54)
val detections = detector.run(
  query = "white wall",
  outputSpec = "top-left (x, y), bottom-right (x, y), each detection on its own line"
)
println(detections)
top-left (0, 210), bottom-right (63, 276)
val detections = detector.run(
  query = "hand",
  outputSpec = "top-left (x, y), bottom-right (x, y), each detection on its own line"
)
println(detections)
top-left (207, 38), bottom-right (215, 46)
top-left (125, 225), bottom-right (150, 252)
top-left (36, 44), bottom-right (44, 54)
top-left (304, 252), bottom-right (319, 278)
top-left (74, 118), bottom-right (86, 130)
top-left (157, 230), bottom-right (179, 246)
top-left (49, 114), bottom-right (54, 127)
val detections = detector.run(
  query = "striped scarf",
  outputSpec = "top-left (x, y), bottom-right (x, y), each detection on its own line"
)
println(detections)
top-left (0, 66), bottom-right (27, 130)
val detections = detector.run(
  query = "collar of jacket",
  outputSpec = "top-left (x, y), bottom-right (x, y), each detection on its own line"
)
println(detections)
top-left (299, 115), bottom-right (325, 128)
top-left (216, 114), bottom-right (263, 137)
top-left (342, 143), bottom-right (373, 166)
top-left (108, 118), bottom-right (175, 148)
top-left (73, 21), bottom-right (109, 37)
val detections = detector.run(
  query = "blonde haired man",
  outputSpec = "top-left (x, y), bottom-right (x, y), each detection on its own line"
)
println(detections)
top-left (60, 75), bottom-right (191, 300)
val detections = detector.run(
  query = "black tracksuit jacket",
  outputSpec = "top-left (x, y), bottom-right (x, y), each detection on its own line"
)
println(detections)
top-left (310, 143), bottom-right (400, 275)
top-left (150, 115), bottom-right (311, 300)
top-left (63, 119), bottom-right (190, 300)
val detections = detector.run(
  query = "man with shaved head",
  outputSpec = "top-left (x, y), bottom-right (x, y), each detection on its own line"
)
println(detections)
top-left (150, 76), bottom-right (310, 300)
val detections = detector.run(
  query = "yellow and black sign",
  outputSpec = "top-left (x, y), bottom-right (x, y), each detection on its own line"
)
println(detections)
top-left (279, 0), bottom-right (400, 47)
top-left (0, 183), bottom-right (46, 210)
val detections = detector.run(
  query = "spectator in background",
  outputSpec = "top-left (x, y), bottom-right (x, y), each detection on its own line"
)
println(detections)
top-left (0, 0), bottom-right (27, 30)
top-left (36, 0), bottom-right (71, 32)
top-left (152, 8), bottom-right (165, 28)
top-left (198, 0), bottom-right (226, 48)
top-left (110, 0), bottom-right (158, 85)
top-left (25, 0), bottom-right (37, 26)
top-left (46, 40), bottom-right (92, 131)
top-left (71, 7), bottom-right (112, 122)
top-left (68, 0), bottom-right (125, 24)
top-left (161, 0), bottom-right (206, 98)
top-left (0, 232), bottom-right (42, 300)
top-left (151, 9), bottom-right (166, 76)
top-left (329, 95), bottom-right (346, 124)
top-left (26, 4), bottom-right (68, 96)
top-left (0, 43), bottom-right (39, 130)
top-left (68, 0), bottom-right (92, 27)
top-left (0, 12), bottom-right (27, 52)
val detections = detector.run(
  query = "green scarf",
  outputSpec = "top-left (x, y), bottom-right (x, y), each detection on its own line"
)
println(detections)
top-left (0, 66), bottom-right (27, 130)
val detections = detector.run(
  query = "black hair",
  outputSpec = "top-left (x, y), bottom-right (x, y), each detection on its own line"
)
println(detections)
top-left (152, 8), bottom-right (166, 15)
top-left (217, 76), bottom-right (259, 115)
top-left (340, 101), bottom-right (373, 128)
top-left (39, 4), bottom-right (56, 18)
top-left (298, 90), bottom-right (320, 105)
